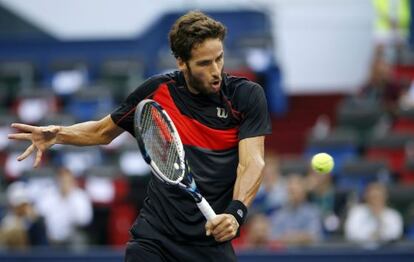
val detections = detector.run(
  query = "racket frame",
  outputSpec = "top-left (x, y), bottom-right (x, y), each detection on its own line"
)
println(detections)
top-left (134, 99), bottom-right (186, 185)
top-left (134, 99), bottom-right (217, 220)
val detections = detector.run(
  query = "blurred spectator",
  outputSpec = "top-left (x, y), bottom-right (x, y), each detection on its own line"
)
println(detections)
top-left (36, 167), bottom-right (93, 247)
top-left (406, 204), bottom-right (414, 240)
top-left (14, 89), bottom-right (58, 125)
top-left (372, 0), bottom-right (410, 64)
top-left (0, 122), bottom-right (12, 152)
top-left (0, 181), bottom-right (48, 249)
top-left (344, 182), bottom-right (403, 245)
top-left (310, 114), bottom-right (331, 140)
top-left (359, 45), bottom-right (405, 117)
top-left (238, 212), bottom-right (282, 251)
top-left (307, 171), bottom-right (348, 236)
top-left (269, 174), bottom-right (322, 246)
top-left (4, 150), bottom-right (35, 180)
top-left (251, 153), bottom-right (287, 215)
top-left (399, 79), bottom-right (414, 109)
top-left (245, 213), bottom-right (271, 248)
top-left (51, 66), bottom-right (88, 96)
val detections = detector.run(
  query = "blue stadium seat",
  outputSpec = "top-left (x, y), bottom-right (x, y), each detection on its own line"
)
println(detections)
top-left (335, 158), bottom-right (391, 195)
top-left (336, 97), bottom-right (385, 146)
top-left (66, 87), bottom-right (114, 122)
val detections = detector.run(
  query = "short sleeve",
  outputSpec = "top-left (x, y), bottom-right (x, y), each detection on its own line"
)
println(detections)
top-left (110, 74), bottom-right (171, 135)
top-left (238, 83), bottom-right (272, 140)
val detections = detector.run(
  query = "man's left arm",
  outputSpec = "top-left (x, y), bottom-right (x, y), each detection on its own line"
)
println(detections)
top-left (233, 136), bottom-right (265, 206)
top-left (206, 136), bottom-right (265, 242)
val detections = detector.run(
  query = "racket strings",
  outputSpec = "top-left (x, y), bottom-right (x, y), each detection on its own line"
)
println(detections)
top-left (141, 105), bottom-right (183, 182)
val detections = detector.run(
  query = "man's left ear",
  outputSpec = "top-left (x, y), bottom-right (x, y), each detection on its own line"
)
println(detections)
top-left (176, 58), bottom-right (186, 71)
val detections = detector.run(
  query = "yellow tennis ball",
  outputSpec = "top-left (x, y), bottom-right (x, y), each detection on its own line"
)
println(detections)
top-left (311, 153), bottom-right (334, 174)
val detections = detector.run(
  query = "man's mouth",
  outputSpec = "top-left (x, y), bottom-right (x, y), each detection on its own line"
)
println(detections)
top-left (211, 79), bottom-right (221, 92)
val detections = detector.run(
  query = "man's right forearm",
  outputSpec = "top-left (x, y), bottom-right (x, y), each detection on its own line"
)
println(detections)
top-left (56, 115), bottom-right (123, 146)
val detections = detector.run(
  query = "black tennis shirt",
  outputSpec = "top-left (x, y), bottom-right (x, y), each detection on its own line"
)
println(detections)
top-left (111, 70), bottom-right (272, 245)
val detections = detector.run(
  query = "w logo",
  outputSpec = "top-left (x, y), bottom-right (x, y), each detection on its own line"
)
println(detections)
top-left (216, 107), bottom-right (228, 118)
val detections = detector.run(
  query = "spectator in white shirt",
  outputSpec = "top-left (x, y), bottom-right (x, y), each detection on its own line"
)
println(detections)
top-left (36, 167), bottom-right (92, 246)
top-left (344, 182), bottom-right (403, 245)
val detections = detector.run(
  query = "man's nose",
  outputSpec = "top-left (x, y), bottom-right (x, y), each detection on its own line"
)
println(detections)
top-left (211, 62), bottom-right (220, 77)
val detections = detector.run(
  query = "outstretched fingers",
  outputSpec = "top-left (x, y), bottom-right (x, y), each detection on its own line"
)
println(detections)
top-left (34, 148), bottom-right (43, 168)
top-left (8, 133), bottom-right (32, 141)
top-left (11, 123), bottom-right (36, 132)
top-left (17, 144), bottom-right (35, 161)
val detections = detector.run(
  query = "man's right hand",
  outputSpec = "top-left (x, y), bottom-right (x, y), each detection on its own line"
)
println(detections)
top-left (205, 213), bottom-right (239, 242)
top-left (8, 123), bottom-right (61, 167)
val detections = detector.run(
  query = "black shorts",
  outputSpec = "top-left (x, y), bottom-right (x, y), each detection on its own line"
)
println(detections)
top-left (124, 217), bottom-right (236, 262)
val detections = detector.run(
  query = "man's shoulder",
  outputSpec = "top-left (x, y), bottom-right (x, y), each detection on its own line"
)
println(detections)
top-left (224, 74), bottom-right (260, 90)
top-left (349, 204), bottom-right (369, 215)
top-left (147, 71), bottom-right (179, 84)
top-left (70, 188), bottom-right (91, 201)
top-left (384, 207), bottom-right (402, 220)
top-left (130, 71), bottom-right (180, 95)
top-left (223, 73), bottom-right (263, 101)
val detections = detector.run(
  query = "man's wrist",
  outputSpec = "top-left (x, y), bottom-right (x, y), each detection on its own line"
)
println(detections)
top-left (224, 200), bottom-right (248, 226)
top-left (53, 125), bottom-right (63, 144)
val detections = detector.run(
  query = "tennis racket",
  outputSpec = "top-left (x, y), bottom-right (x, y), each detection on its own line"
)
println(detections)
top-left (134, 99), bottom-right (217, 221)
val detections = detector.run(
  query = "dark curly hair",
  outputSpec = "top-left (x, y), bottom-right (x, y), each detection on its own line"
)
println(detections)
top-left (169, 11), bottom-right (227, 62)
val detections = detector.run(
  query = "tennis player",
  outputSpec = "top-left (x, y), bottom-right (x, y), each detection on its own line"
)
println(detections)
top-left (8, 11), bottom-right (272, 261)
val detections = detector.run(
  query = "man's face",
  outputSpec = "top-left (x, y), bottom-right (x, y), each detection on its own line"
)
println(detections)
top-left (58, 168), bottom-right (76, 196)
top-left (287, 175), bottom-right (306, 206)
top-left (365, 184), bottom-right (386, 213)
top-left (178, 38), bottom-right (224, 95)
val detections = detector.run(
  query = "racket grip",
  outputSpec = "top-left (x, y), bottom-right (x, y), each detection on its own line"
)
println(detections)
top-left (197, 197), bottom-right (217, 221)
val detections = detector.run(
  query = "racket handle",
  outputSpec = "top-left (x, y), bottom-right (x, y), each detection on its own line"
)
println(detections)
top-left (197, 197), bottom-right (217, 221)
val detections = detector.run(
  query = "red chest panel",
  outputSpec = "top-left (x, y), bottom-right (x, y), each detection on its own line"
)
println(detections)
top-left (153, 84), bottom-right (238, 151)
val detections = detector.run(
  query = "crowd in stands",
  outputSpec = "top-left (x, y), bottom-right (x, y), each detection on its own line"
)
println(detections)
top-left (1, 52), bottom-right (414, 251)
top-left (0, 167), bottom-right (93, 249)
top-left (0, 60), bottom-right (151, 249)
top-left (233, 156), bottom-right (407, 250)
top-left (1, 23), bottom-right (414, 252)
top-left (233, 36), bottom-right (414, 250)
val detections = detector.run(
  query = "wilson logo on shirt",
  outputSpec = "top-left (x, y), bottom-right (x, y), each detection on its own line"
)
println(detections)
top-left (216, 107), bottom-right (228, 118)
